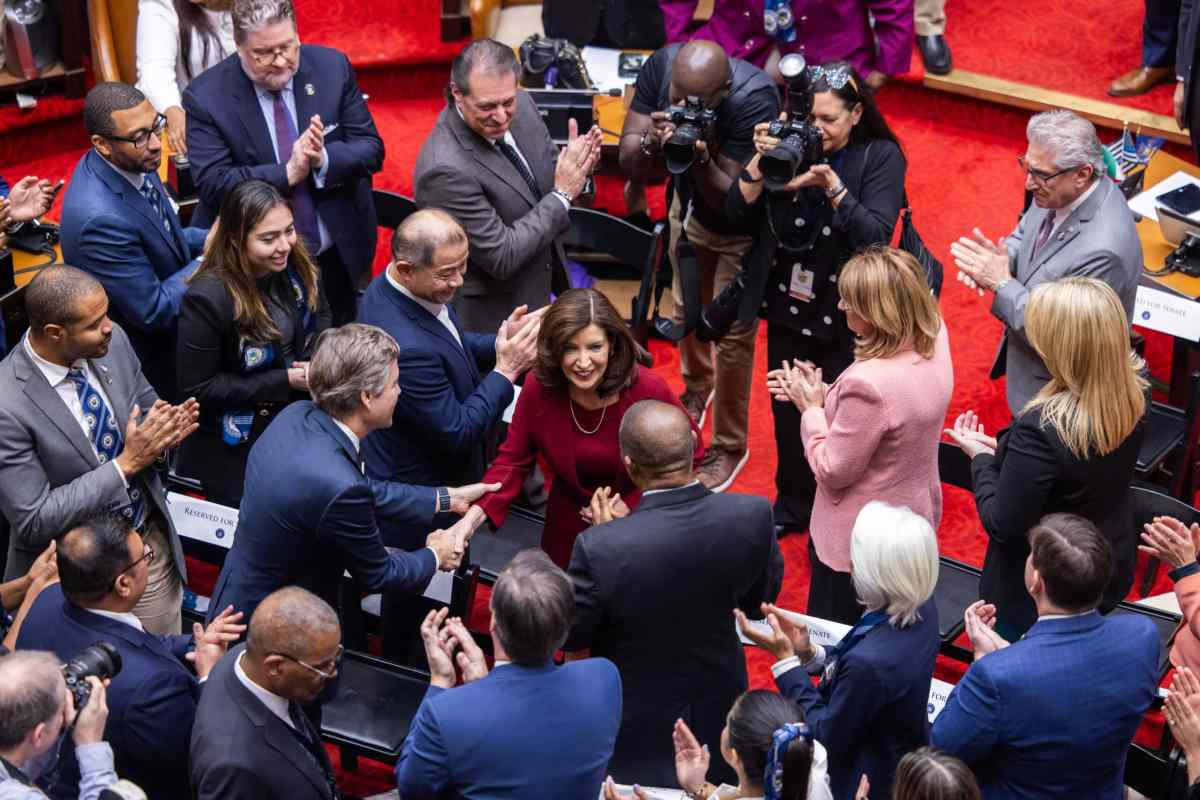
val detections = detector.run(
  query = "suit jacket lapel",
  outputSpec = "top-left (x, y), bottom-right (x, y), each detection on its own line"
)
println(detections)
top-left (1023, 181), bottom-right (1108, 282)
top-left (232, 74), bottom-right (277, 165)
top-left (445, 105), bottom-right (540, 208)
top-left (395, 290), bottom-right (478, 377)
top-left (88, 151), bottom-right (187, 265)
top-left (13, 344), bottom-right (101, 467)
top-left (292, 54), bottom-right (318, 144)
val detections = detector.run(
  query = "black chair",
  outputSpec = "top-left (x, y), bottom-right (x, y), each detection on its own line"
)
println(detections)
top-left (468, 504), bottom-right (545, 584)
top-left (372, 190), bottom-right (419, 231)
top-left (934, 557), bottom-right (981, 662)
top-left (1137, 372), bottom-right (1200, 501)
top-left (1125, 742), bottom-right (1193, 800)
top-left (561, 206), bottom-right (666, 344)
top-left (1134, 486), bottom-right (1200, 597)
top-left (937, 440), bottom-right (973, 491)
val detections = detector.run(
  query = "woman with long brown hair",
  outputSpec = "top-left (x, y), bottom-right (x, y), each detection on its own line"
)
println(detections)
top-left (175, 179), bottom-right (329, 505)
top-left (946, 276), bottom-right (1147, 639)
top-left (477, 287), bottom-right (704, 566)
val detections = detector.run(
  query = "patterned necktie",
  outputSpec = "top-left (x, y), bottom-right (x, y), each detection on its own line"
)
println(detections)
top-left (287, 703), bottom-right (340, 799)
top-left (139, 180), bottom-right (167, 230)
top-left (1030, 210), bottom-right (1056, 262)
top-left (270, 90), bottom-right (321, 251)
top-left (66, 368), bottom-right (146, 527)
top-left (496, 139), bottom-right (541, 198)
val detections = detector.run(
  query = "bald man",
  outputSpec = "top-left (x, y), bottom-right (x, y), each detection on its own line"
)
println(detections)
top-left (619, 41), bottom-right (778, 493)
top-left (359, 208), bottom-right (543, 661)
top-left (190, 587), bottom-right (342, 800)
top-left (564, 399), bottom-right (783, 787)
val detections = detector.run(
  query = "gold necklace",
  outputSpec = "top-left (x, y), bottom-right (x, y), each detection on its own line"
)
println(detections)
top-left (569, 397), bottom-right (606, 435)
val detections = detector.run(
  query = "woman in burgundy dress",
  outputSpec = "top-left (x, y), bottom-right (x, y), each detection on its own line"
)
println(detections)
top-left (477, 288), bottom-right (705, 567)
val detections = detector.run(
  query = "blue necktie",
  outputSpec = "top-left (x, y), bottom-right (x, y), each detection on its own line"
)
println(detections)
top-left (139, 180), bottom-right (168, 232)
top-left (66, 368), bottom-right (146, 527)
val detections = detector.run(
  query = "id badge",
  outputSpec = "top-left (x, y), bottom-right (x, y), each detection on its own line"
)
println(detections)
top-left (789, 263), bottom-right (815, 302)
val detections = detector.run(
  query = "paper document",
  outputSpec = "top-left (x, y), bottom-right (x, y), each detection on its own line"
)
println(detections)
top-left (1134, 285), bottom-right (1200, 342)
top-left (166, 492), bottom-right (238, 548)
top-left (598, 786), bottom-right (685, 800)
top-left (735, 607), bottom-right (852, 648)
top-left (583, 46), bottom-right (638, 95)
top-left (1128, 171), bottom-right (1200, 221)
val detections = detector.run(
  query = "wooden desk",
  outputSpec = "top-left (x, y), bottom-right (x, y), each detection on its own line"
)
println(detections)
top-left (12, 243), bottom-right (62, 287)
top-left (1139, 151), bottom-right (1200, 299)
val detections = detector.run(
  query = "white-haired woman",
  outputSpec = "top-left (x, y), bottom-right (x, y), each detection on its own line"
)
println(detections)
top-left (739, 501), bottom-right (940, 800)
top-left (945, 277), bottom-right (1146, 640)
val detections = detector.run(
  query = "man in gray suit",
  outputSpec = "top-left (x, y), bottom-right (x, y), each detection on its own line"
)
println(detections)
top-left (414, 38), bottom-right (601, 334)
top-left (0, 266), bottom-right (199, 634)
top-left (952, 109), bottom-right (1142, 414)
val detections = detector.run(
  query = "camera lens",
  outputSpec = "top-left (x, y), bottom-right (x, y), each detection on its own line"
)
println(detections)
top-left (663, 124), bottom-right (700, 175)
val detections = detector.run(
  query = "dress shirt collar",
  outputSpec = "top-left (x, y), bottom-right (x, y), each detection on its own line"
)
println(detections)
top-left (331, 417), bottom-right (360, 454)
top-left (641, 480), bottom-right (701, 497)
top-left (1037, 609), bottom-right (1097, 622)
top-left (87, 607), bottom-right (145, 633)
top-left (1052, 178), bottom-right (1100, 222)
top-left (95, 151), bottom-right (146, 191)
top-left (385, 269), bottom-right (445, 318)
top-left (234, 651), bottom-right (294, 728)
top-left (454, 103), bottom-right (515, 147)
top-left (23, 332), bottom-right (83, 387)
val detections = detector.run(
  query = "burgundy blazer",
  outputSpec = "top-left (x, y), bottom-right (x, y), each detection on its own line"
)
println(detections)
top-left (478, 368), bottom-right (704, 567)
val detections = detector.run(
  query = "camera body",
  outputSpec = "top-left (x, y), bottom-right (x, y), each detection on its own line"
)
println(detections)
top-left (63, 642), bottom-right (122, 711)
top-left (662, 96), bottom-right (717, 175)
top-left (759, 54), bottom-right (825, 190)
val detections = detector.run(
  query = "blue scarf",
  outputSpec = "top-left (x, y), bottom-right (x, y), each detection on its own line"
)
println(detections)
top-left (764, 722), bottom-right (813, 800)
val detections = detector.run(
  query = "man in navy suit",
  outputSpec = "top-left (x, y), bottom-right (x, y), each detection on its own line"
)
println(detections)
top-left (396, 549), bottom-right (622, 799)
top-left (62, 82), bottom-right (209, 399)
top-left (208, 323), bottom-right (496, 630)
top-left (932, 513), bottom-right (1160, 799)
top-left (183, 0), bottom-right (384, 325)
top-left (16, 513), bottom-right (244, 800)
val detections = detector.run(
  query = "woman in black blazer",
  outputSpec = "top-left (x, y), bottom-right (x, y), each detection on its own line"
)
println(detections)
top-left (946, 277), bottom-right (1147, 639)
top-left (176, 180), bottom-right (330, 506)
top-left (727, 60), bottom-right (907, 538)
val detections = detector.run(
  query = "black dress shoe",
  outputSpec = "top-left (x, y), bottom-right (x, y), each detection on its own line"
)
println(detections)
top-left (917, 34), bottom-right (952, 75)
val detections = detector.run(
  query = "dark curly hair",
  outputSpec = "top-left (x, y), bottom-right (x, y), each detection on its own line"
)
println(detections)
top-left (534, 288), bottom-right (646, 398)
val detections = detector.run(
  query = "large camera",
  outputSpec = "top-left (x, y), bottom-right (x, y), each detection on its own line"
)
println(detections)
top-left (63, 642), bottom-right (122, 711)
top-left (662, 96), bottom-right (717, 175)
top-left (759, 54), bottom-right (825, 191)
top-left (695, 269), bottom-right (748, 343)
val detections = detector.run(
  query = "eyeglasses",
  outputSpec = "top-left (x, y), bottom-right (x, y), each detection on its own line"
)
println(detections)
top-left (107, 114), bottom-right (167, 149)
top-left (248, 39), bottom-right (299, 66)
top-left (274, 645), bottom-right (344, 679)
top-left (1016, 155), bottom-right (1079, 186)
top-left (119, 544), bottom-right (154, 576)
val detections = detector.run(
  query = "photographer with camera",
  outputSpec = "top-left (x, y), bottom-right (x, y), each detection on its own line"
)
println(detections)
top-left (620, 40), bottom-right (779, 492)
top-left (16, 514), bottom-right (244, 800)
top-left (728, 59), bottom-right (906, 539)
top-left (0, 651), bottom-right (118, 800)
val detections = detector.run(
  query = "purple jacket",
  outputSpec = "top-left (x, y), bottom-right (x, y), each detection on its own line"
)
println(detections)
top-left (660, 0), bottom-right (914, 78)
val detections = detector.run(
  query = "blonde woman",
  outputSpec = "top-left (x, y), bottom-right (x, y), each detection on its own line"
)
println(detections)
top-left (769, 247), bottom-right (953, 624)
top-left (945, 276), bottom-right (1147, 639)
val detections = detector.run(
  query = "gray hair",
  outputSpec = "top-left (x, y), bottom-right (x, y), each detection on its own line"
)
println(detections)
top-left (0, 651), bottom-right (64, 750)
top-left (308, 324), bottom-right (399, 419)
top-left (850, 501), bottom-right (939, 628)
top-left (391, 208), bottom-right (468, 269)
top-left (1026, 109), bottom-right (1105, 174)
top-left (450, 38), bottom-right (520, 97)
top-left (491, 549), bottom-right (574, 664)
top-left (232, 0), bottom-right (296, 45)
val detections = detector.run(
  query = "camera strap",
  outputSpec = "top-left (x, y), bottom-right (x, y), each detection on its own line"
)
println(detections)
top-left (651, 194), bottom-right (701, 341)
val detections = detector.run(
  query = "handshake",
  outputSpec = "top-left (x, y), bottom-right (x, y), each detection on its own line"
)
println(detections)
top-left (425, 502), bottom-right (492, 572)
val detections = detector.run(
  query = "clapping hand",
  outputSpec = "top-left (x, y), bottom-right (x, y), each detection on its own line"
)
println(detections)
top-left (602, 777), bottom-right (650, 800)
top-left (581, 486), bottom-right (629, 525)
top-left (1140, 516), bottom-right (1200, 570)
top-left (554, 118), bottom-right (602, 200)
top-left (767, 359), bottom-right (825, 411)
top-left (442, 616), bottom-right (488, 683)
top-left (951, 228), bottom-right (1010, 295)
top-left (854, 774), bottom-right (871, 800)
top-left (735, 602), bottom-right (816, 663)
top-left (943, 409), bottom-right (997, 459)
top-left (673, 718), bottom-right (712, 797)
top-left (1167, 667), bottom-right (1200, 767)
top-left (419, 609), bottom-right (491, 689)
top-left (963, 600), bottom-right (1008, 660)
top-left (187, 604), bottom-right (246, 678)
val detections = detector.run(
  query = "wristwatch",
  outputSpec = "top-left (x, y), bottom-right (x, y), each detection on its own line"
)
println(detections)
top-left (436, 487), bottom-right (451, 514)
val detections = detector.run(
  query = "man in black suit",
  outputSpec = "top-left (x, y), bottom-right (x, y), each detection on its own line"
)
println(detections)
top-left (16, 513), bottom-right (244, 800)
top-left (183, 0), bottom-right (384, 324)
top-left (191, 586), bottom-right (343, 800)
top-left (564, 399), bottom-right (783, 787)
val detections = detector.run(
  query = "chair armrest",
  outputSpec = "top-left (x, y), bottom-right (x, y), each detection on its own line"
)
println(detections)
top-left (86, 0), bottom-right (123, 84)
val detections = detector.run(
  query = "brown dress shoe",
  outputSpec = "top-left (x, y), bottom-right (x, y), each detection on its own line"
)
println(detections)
top-left (696, 448), bottom-right (750, 493)
top-left (1108, 66), bottom-right (1174, 97)
top-left (679, 389), bottom-right (714, 428)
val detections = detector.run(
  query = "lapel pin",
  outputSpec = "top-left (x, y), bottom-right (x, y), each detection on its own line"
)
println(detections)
top-left (305, 83), bottom-right (315, 96)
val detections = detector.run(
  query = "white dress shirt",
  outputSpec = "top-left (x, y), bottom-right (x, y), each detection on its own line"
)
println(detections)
top-left (234, 650), bottom-right (296, 729)
top-left (385, 269), bottom-right (463, 349)
top-left (136, 0), bottom-right (234, 113)
top-left (88, 608), bottom-right (145, 632)
top-left (251, 77), bottom-right (333, 253)
top-left (23, 333), bottom-right (127, 486)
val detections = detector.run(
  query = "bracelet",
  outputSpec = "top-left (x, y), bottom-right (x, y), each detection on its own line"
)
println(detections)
top-left (739, 168), bottom-right (762, 183)
top-left (824, 182), bottom-right (846, 199)
top-left (639, 129), bottom-right (660, 157)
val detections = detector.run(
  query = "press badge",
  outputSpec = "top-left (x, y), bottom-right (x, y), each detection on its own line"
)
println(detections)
top-left (789, 264), bottom-right (815, 301)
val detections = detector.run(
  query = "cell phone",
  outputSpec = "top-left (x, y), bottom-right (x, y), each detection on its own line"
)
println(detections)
top-left (48, 179), bottom-right (65, 202)
top-left (1156, 182), bottom-right (1200, 216)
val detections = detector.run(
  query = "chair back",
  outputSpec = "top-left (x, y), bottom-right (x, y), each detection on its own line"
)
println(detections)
top-left (87, 0), bottom-right (139, 84)
top-left (373, 190), bottom-right (419, 232)
top-left (938, 441), bottom-right (973, 491)
top-left (1132, 485), bottom-right (1200, 530)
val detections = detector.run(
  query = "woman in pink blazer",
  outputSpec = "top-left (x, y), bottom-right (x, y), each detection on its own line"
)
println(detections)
top-left (769, 248), bottom-right (953, 624)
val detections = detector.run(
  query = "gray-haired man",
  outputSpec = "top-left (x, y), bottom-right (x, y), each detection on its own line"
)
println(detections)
top-left (951, 109), bottom-right (1142, 414)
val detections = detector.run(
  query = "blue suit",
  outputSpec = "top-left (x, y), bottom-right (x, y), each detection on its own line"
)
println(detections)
top-left (60, 149), bottom-right (206, 397)
top-left (395, 659), bottom-right (622, 799)
top-left (16, 585), bottom-right (200, 800)
top-left (208, 400), bottom-right (439, 628)
top-left (183, 45), bottom-right (384, 289)
top-left (931, 611), bottom-right (1159, 799)
top-left (359, 275), bottom-right (512, 510)
top-left (776, 600), bottom-right (939, 800)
